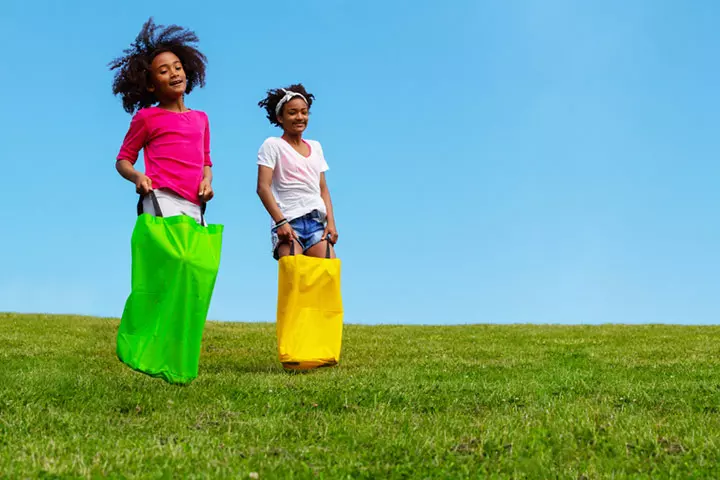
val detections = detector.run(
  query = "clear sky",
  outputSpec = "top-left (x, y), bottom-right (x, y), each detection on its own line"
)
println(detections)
top-left (1, 0), bottom-right (718, 324)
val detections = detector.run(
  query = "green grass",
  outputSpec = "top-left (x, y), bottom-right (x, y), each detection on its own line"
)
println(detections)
top-left (2, 313), bottom-right (720, 479)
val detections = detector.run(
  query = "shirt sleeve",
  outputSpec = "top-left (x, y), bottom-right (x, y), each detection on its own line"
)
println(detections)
top-left (257, 139), bottom-right (278, 169)
top-left (116, 111), bottom-right (148, 164)
top-left (203, 113), bottom-right (213, 167)
top-left (316, 141), bottom-right (330, 173)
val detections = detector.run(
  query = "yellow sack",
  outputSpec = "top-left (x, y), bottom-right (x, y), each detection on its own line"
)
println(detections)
top-left (276, 241), bottom-right (343, 370)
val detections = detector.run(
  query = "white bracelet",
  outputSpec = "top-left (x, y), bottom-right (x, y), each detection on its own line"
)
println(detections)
top-left (273, 219), bottom-right (288, 231)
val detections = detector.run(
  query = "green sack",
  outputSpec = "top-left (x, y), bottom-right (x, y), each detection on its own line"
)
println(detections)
top-left (117, 192), bottom-right (223, 384)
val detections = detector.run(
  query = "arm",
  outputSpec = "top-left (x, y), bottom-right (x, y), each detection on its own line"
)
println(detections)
top-left (257, 165), bottom-right (296, 241)
top-left (116, 112), bottom-right (151, 194)
top-left (199, 115), bottom-right (214, 201)
top-left (320, 173), bottom-right (339, 244)
top-left (116, 159), bottom-right (152, 194)
top-left (257, 165), bottom-right (284, 223)
top-left (199, 166), bottom-right (214, 201)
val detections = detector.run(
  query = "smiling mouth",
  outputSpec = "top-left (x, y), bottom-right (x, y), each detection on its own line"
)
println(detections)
top-left (169, 79), bottom-right (184, 87)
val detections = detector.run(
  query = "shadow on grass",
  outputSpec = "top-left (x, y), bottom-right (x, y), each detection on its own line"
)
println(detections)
top-left (202, 361), bottom-right (341, 375)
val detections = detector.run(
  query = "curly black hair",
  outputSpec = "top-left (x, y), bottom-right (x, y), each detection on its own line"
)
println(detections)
top-left (109, 17), bottom-right (207, 114)
top-left (258, 84), bottom-right (315, 127)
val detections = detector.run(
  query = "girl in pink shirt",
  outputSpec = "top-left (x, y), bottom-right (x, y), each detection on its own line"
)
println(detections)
top-left (110, 17), bottom-right (213, 225)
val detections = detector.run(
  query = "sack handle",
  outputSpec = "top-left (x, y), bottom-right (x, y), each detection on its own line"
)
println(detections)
top-left (136, 190), bottom-right (207, 225)
top-left (325, 234), bottom-right (333, 259)
top-left (288, 234), bottom-right (333, 259)
top-left (137, 190), bottom-right (163, 217)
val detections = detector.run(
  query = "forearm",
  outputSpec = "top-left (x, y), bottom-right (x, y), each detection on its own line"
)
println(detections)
top-left (257, 185), bottom-right (285, 223)
top-left (116, 160), bottom-right (142, 183)
top-left (203, 166), bottom-right (213, 183)
top-left (321, 188), bottom-right (336, 226)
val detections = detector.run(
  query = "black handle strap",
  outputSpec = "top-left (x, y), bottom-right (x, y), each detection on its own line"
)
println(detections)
top-left (137, 191), bottom-right (163, 217)
top-left (325, 235), bottom-right (332, 259)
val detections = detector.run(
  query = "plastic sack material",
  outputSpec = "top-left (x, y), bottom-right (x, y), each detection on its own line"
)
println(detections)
top-left (276, 240), bottom-right (344, 370)
top-left (117, 191), bottom-right (223, 384)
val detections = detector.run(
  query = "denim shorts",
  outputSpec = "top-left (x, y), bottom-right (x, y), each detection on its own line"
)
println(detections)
top-left (271, 210), bottom-right (326, 259)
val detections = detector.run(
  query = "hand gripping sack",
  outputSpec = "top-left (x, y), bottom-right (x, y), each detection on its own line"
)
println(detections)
top-left (117, 192), bottom-right (223, 384)
top-left (276, 240), bottom-right (344, 370)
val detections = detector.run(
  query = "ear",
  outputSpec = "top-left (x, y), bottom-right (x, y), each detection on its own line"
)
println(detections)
top-left (147, 83), bottom-right (156, 93)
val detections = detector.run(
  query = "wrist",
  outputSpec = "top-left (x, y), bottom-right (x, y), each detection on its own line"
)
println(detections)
top-left (272, 218), bottom-right (289, 231)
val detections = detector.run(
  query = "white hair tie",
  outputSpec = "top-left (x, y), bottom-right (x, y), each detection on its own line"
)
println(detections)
top-left (275, 88), bottom-right (308, 117)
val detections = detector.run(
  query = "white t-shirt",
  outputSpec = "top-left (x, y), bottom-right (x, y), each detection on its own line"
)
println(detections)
top-left (257, 137), bottom-right (330, 222)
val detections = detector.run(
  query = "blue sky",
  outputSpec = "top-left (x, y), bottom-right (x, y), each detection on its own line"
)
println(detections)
top-left (1, 0), bottom-right (718, 324)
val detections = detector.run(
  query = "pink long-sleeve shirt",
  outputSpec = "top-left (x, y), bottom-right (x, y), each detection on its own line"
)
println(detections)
top-left (117, 107), bottom-right (212, 205)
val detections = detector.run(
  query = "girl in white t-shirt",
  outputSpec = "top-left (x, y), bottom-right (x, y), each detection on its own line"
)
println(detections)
top-left (256, 84), bottom-right (339, 260)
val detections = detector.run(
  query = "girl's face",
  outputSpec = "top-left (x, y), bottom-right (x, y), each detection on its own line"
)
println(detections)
top-left (278, 97), bottom-right (309, 135)
top-left (148, 51), bottom-right (186, 102)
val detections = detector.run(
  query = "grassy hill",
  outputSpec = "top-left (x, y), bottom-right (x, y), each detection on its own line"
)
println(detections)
top-left (1, 313), bottom-right (720, 478)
